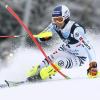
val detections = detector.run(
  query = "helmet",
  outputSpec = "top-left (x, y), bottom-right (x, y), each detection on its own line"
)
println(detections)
top-left (52, 5), bottom-right (70, 21)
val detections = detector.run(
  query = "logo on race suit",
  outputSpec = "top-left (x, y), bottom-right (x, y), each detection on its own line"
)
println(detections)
top-left (58, 60), bottom-right (64, 67)
top-left (74, 32), bottom-right (79, 37)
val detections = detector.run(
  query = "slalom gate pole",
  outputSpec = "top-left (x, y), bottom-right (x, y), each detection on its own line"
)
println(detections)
top-left (2, 4), bottom-right (69, 79)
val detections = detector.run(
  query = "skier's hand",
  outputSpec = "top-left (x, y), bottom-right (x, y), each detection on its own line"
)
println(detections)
top-left (87, 61), bottom-right (98, 77)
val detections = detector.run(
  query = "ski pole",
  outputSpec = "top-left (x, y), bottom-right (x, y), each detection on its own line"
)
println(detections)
top-left (0, 31), bottom-right (52, 38)
top-left (0, 35), bottom-right (24, 38)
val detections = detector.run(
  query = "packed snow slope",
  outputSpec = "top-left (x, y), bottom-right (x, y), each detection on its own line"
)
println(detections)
top-left (0, 31), bottom-right (100, 100)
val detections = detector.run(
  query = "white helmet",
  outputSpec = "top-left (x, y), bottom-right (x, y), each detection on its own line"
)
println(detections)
top-left (52, 5), bottom-right (70, 20)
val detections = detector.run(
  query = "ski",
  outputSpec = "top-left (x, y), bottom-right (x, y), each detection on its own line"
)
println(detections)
top-left (0, 79), bottom-right (42, 88)
top-left (0, 78), bottom-right (48, 88)
top-left (0, 80), bottom-right (28, 88)
top-left (0, 73), bottom-right (100, 89)
top-left (0, 78), bottom-right (66, 88)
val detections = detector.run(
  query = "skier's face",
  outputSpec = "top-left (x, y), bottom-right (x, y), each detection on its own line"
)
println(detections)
top-left (52, 16), bottom-right (64, 28)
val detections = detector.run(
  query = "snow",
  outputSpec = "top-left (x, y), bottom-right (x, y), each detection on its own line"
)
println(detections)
top-left (0, 32), bottom-right (100, 100)
top-left (0, 78), bottom-right (100, 100)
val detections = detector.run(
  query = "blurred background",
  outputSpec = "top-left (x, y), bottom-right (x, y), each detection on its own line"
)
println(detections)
top-left (0, 0), bottom-right (100, 65)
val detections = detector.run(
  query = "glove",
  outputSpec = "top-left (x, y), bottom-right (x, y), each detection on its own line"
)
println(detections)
top-left (87, 61), bottom-right (98, 77)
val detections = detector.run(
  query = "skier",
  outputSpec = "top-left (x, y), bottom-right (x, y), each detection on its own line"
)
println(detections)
top-left (26, 5), bottom-right (98, 81)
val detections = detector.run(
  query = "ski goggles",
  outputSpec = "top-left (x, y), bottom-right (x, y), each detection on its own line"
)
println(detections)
top-left (52, 16), bottom-right (64, 23)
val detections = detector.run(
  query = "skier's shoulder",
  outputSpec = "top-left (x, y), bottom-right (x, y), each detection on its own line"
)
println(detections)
top-left (70, 21), bottom-right (86, 38)
top-left (71, 20), bottom-right (85, 29)
top-left (65, 20), bottom-right (85, 35)
top-left (73, 21), bottom-right (86, 33)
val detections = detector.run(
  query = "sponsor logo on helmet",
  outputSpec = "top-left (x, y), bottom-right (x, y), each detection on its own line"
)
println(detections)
top-left (52, 6), bottom-right (62, 17)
